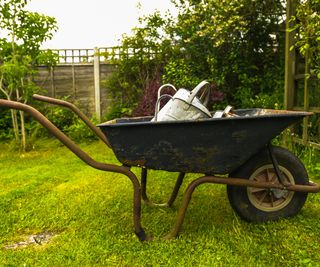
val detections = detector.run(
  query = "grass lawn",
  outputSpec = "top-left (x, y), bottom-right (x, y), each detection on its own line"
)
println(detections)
top-left (0, 139), bottom-right (320, 266)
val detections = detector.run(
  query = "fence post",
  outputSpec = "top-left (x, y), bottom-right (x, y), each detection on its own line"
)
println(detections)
top-left (94, 47), bottom-right (101, 121)
top-left (284, 0), bottom-right (296, 110)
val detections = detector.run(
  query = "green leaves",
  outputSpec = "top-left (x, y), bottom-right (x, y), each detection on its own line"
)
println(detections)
top-left (0, 0), bottom-right (58, 150)
top-left (292, 0), bottom-right (320, 77)
top-left (0, 0), bottom-right (58, 97)
top-left (106, 0), bottom-right (296, 117)
top-left (17, 11), bottom-right (57, 52)
top-left (162, 0), bottom-right (286, 107)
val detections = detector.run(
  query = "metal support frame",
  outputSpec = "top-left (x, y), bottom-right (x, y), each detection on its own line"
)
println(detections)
top-left (141, 168), bottom-right (185, 207)
top-left (267, 143), bottom-right (287, 185)
top-left (164, 175), bottom-right (319, 239)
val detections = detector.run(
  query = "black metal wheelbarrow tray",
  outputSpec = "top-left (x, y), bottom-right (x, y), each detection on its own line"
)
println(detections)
top-left (0, 95), bottom-right (319, 241)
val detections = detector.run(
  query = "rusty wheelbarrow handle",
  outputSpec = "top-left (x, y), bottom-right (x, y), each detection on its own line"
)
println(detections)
top-left (0, 99), bottom-right (149, 241)
top-left (32, 94), bottom-right (110, 148)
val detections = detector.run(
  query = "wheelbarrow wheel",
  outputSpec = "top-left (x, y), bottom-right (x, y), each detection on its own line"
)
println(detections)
top-left (227, 146), bottom-right (308, 222)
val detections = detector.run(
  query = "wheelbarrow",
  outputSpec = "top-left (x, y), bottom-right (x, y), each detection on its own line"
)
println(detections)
top-left (0, 95), bottom-right (319, 241)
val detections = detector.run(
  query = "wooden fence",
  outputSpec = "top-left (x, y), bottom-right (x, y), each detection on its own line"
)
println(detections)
top-left (34, 47), bottom-right (120, 121)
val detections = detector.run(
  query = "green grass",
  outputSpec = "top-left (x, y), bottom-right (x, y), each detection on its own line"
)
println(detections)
top-left (0, 139), bottom-right (320, 266)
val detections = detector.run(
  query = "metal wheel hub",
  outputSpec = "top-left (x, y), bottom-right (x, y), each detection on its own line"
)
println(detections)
top-left (247, 164), bottom-right (295, 212)
top-left (270, 188), bottom-right (289, 199)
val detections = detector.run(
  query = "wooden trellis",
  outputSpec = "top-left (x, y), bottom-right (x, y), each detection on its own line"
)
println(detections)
top-left (285, 0), bottom-right (320, 148)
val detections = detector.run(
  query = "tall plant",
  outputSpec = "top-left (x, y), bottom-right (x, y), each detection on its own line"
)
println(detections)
top-left (162, 0), bottom-right (286, 107)
top-left (105, 0), bottom-right (287, 118)
top-left (0, 0), bottom-right (57, 150)
top-left (292, 0), bottom-right (320, 78)
top-left (103, 12), bottom-right (173, 117)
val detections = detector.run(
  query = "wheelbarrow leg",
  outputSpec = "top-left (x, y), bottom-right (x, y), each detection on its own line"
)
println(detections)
top-left (164, 176), bottom-right (215, 240)
top-left (122, 169), bottom-right (150, 241)
top-left (141, 168), bottom-right (185, 207)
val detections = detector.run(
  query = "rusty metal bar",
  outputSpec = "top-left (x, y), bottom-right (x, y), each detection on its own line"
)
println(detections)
top-left (267, 143), bottom-right (287, 185)
top-left (0, 99), bottom-right (148, 241)
top-left (32, 94), bottom-right (110, 147)
top-left (141, 169), bottom-right (185, 207)
top-left (164, 175), bottom-right (320, 239)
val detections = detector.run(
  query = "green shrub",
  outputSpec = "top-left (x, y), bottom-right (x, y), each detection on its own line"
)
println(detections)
top-left (103, 0), bottom-right (288, 116)
top-left (0, 108), bottom-right (14, 140)
top-left (64, 118), bottom-right (98, 143)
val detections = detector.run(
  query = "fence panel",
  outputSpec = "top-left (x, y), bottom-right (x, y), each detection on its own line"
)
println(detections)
top-left (34, 48), bottom-right (117, 119)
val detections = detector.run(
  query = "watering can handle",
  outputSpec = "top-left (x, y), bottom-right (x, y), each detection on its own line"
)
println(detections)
top-left (157, 84), bottom-right (177, 99)
top-left (186, 81), bottom-right (210, 105)
top-left (154, 94), bottom-right (173, 122)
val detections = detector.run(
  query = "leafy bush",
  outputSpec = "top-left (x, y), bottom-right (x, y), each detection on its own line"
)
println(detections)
top-left (64, 118), bottom-right (98, 143)
top-left (0, 0), bottom-right (58, 150)
top-left (43, 101), bottom-right (77, 132)
top-left (131, 73), bottom-right (162, 117)
top-left (0, 108), bottom-right (14, 140)
top-left (0, 94), bottom-right (98, 146)
top-left (292, 0), bottom-right (320, 78)
top-left (103, 0), bottom-right (287, 117)
top-left (102, 21), bottom-right (168, 118)
top-left (34, 97), bottom-right (98, 143)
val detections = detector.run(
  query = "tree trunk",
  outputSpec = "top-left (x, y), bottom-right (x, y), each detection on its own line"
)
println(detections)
top-left (11, 109), bottom-right (19, 141)
top-left (19, 110), bottom-right (26, 152)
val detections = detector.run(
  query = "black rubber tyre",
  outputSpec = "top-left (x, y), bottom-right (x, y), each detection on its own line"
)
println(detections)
top-left (227, 146), bottom-right (308, 222)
